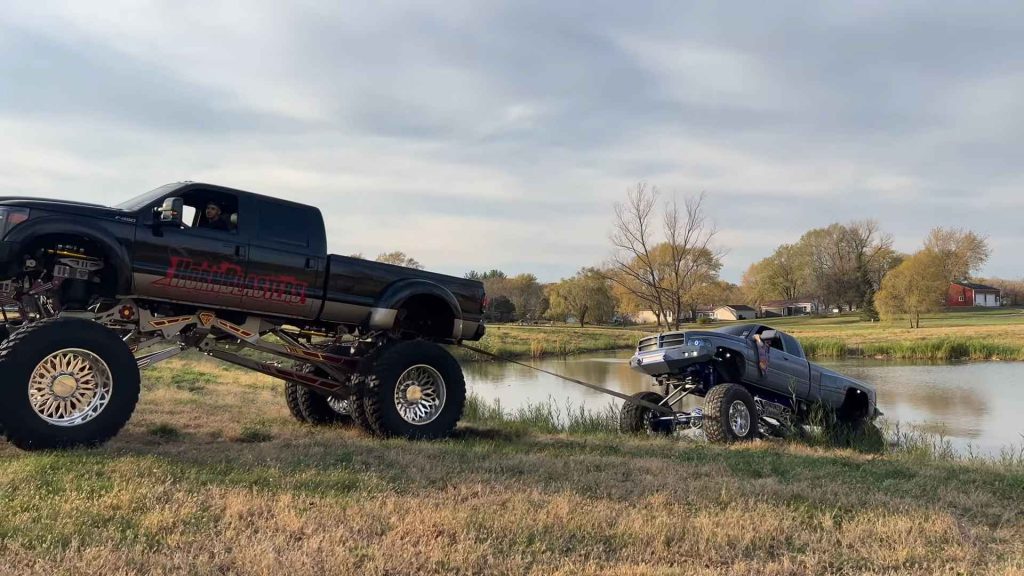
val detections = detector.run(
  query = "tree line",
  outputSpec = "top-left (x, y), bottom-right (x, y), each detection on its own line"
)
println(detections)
top-left (375, 182), bottom-right (1015, 328)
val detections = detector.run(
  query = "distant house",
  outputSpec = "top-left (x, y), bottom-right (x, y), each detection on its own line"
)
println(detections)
top-left (629, 310), bottom-right (676, 325)
top-left (759, 298), bottom-right (822, 318)
top-left (694, 306), bottom-right (716, 320)
top-left (947, 282), bottom-right (1001, 308)
top-left (712, 305), bottom-right (757, 321)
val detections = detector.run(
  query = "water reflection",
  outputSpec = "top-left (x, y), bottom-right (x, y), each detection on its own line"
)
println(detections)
top-left (464, 352), bottom-right (1024, 455)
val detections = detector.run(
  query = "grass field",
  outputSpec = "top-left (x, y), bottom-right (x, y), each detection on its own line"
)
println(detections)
top-left (451, 324), bottom-right (641, 361)
top-left (1, 358), bottom-right (1023, 575)
top-left (470, 308), bottom-right (1024, 361)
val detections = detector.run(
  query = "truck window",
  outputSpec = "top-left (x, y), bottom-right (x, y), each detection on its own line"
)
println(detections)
top-left (179, 190), bottom-right (239, 233)
top-left (781, 333), bottom-right (804, 358)
top-left (259, 202), bottom-right (311, 247)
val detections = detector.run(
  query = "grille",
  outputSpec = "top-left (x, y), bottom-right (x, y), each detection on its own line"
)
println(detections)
top-left (637, 331), bottom-right (687, 352)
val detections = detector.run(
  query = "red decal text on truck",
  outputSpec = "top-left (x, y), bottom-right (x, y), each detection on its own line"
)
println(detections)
top-left (154, 256), bottom-right (308, 305)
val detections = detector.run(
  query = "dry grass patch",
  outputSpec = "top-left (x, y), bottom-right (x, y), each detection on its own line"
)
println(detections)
top-left (0, 359), bottom-right (1022, 574)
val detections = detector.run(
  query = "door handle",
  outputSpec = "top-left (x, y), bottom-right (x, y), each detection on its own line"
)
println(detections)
top-left (235, 245), bottom-right (247, 259)
top-left (305, 257), bottom-right (317, 270)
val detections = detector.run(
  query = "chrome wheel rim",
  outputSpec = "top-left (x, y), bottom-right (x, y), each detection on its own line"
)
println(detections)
top-left (28, 348), bottom-right (113, 427)
top-left (327, 395), bottom-right (351, 415)
top-left (393, 364), bottom-right (446, 425)
top-left (729, 400), bottom-right (751, 437)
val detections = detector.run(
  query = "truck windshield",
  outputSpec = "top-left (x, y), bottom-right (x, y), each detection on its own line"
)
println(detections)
top-left (112, 184), bottom-right (182, 211)
top-left (715, 324), bottom-right (759, 337)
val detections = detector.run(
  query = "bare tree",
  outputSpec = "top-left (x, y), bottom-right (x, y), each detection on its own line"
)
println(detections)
top-left (799, 221), bottom-right (894, 313)
top-left (662, 192), bottom-right (723, 328)
top-left (924, 227), bottom-right (991, 282)
top-left (844, 220), bottom-right (895, 318)
top-left (607, 183), bottom-right (668, 326)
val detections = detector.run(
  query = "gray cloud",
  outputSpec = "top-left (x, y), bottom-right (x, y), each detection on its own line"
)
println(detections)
top-left (0, 1), bottom-right (1022, 282)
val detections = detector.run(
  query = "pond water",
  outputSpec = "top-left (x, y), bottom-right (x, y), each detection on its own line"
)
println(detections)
top-left (463, 351), bottom-right (1024, 455)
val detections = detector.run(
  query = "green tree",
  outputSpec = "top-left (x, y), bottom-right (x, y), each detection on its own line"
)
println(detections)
top-left (546, 268), bottom-right (617, 327)
top-left (875, 249), bottom-right (947, 328)
top-left (483, 295), bottom-right (516, 323)
top-left (505, 274), bottom-right (547, 321)
top-left (465, 269), bottom-right (507, 281)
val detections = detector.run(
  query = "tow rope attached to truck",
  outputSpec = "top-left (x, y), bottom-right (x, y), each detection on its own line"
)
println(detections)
top-left (458, 342), bottom-right (675, 416)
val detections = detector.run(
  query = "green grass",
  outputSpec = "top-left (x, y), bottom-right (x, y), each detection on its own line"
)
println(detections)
top-left (463, 395), bottom-right (620, 435)
top-left (470, 308), bottom-right (1024, 361)
top-left (235, 421), bottom-right (275, 443)
top-left (450, 324), bottom-right (641, 361)
top-left (145, 423), bottom-right (183, 441)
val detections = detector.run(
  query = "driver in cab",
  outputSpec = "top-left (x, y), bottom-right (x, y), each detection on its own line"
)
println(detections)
top-left (201, 201), bottom-right (231, 231)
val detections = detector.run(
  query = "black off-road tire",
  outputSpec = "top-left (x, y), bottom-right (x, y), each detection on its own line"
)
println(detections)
top-left (702, 383), bottom-right (758, 444)
top-left (284, 381), bottom-right (353, 426)
top-left (0, 317), bottom-right (140, 450)
top-left (360, 340), bottom-right (466, 439)
top-left (284, 378), bottom-right (311, 423)
top-left (348, 385), bottom-right (373, 433)
top-left (284, 363), bottom-right (353, 426)
top-left (619, 391), bottom-right (673, 435)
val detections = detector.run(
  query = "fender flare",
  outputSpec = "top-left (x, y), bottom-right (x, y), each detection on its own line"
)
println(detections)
top-left (4, 217), bottom-right (133, 294)
top-left (714, 346), bottom-right (748, 381)
top-left (370, 279), bottom-right (462, 330)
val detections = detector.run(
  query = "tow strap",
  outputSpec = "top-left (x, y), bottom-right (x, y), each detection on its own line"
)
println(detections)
top-left (458, 342), bottom-right (675, 416)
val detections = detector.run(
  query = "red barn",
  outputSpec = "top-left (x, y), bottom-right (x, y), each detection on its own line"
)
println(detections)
top-left (947, 282), bottom-right (1001, 307)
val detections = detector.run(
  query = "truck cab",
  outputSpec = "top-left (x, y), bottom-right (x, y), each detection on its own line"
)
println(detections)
top-left (124, 182), bottom-right (329, 320)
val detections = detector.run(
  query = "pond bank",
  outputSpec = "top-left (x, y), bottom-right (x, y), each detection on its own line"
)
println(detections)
top-left (455, 324), bottom-right (1024, 362)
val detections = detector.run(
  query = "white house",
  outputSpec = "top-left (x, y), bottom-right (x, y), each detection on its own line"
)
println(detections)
top-left (713, 305), bottom-right (757, 321)
top-left (759, 299), bottom-right (822, 317)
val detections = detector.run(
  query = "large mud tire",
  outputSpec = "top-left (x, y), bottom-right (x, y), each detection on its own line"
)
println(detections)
top-left (361, 340), bottom-right (465, 439)
top-left (284, 379), bottom-right (311, 424)
top-left (284, 380), bottom-right (353, 426)
top-left (0, 317), bottom-right (140, 450)
top-left (619, 391), bottom-right (673, 435)
top-left (348, 387), bottom-right (373, 433)
top-left (284, 362), bottom-right (353, 426)
top-left (702, 383), bottom-right (758, 444)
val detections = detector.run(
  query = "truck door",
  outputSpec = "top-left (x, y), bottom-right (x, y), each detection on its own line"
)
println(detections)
top-left (132, 188), bottom-right (249, 310)
top-left (770, 332), bottom-right (811, 398)
top-left (240, 199), bottom-right (324, 319)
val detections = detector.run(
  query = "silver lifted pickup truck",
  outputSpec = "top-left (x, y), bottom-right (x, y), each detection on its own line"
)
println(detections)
top-left (621, 323), bottom-right (878, 443)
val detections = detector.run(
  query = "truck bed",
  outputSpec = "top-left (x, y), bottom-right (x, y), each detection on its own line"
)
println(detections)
top-left (318, 255), bottom-right (486, 339)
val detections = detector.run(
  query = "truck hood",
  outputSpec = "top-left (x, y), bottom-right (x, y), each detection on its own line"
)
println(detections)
top-left (0, 197), bottom-right (128, 219)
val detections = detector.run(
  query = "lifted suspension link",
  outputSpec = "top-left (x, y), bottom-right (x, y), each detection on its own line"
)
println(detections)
top-left (206, 348), bottom-right (352, 397)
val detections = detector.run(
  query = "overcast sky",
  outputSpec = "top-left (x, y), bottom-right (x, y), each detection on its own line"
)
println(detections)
top-left (1, 1), bottom-right (1022, 283)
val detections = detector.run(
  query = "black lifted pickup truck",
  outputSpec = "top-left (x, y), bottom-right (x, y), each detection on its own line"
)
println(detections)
top-left (0, 182), bottom-right (486, 450)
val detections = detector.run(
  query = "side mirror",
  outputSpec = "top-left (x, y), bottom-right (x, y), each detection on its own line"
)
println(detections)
top-left (156, 197), bottom-right (184, 226)
top-left (758, 329), bottom-right (778, 342)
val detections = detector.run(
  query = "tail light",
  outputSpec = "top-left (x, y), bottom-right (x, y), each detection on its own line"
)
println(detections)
top-left (0, 208), bottom-right (30, 239)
